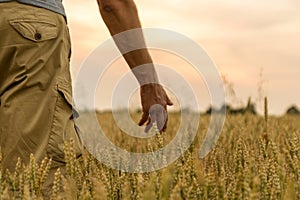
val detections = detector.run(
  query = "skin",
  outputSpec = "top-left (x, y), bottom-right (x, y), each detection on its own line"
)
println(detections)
top-left (96, 0), bottom-right (173, 132)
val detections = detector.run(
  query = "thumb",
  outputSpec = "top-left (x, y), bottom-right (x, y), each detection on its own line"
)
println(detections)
top-left (166, 96), bottom-right (173, 106)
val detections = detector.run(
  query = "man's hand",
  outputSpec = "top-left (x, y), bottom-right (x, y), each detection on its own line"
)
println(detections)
top-left (97, 0), bottom-right (173, 131)
top-left (138, 84), bottom-right (173, 132)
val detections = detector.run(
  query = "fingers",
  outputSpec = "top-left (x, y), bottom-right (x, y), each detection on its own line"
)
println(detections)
top-left (138, 111), bottom-right (153, 133)
top-left (139, 111), bottom-right (168, 133)
top-left (140, 104), bottom-right (167, 133)
top-left (145, 115), bottom-right (154, 133)
top-left (161, 115), bottom-right (168, 132)
top-left (138, 112), bottom-right (149, 126)
top-left (143, 114), bottom-right (168, 133)
top-left (155, 106), bottom-right (167, 131)
top-left (139, 84), bottom-right (173, 132)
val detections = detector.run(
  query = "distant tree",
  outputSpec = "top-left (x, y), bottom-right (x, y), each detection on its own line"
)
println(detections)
top-left (204, 106), bottom-right (214, 115)
top-left (244, 97), bottom-right (257, 115)
top-left (286, 105), bottom-right (300, 115)
top-left (220, 104), bottom-right (231, 113)
top-left (205, 97), bottom-right (257, 115)
top-left (205, 105), bottom-right (226, 115)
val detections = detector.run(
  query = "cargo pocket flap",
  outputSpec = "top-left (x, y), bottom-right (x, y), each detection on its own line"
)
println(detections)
top-left (57, 84), bottom-right (79, 119)
top-left (9, 19), bottom-right (57, 42)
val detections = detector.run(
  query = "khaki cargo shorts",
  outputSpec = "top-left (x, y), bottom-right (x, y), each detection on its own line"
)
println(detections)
top-left (0, 1), bottom-right (82, 176)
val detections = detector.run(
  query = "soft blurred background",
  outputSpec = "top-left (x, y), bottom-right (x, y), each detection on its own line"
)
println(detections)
top-left (64, 0), bottom-right (300, 115)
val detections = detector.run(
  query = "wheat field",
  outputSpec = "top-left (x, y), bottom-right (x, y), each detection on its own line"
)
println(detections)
top-left (1, 111), bottom-right (300, 199)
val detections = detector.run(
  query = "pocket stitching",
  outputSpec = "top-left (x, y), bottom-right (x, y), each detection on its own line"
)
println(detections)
top-left (9, 19), bottom-right (57, 42)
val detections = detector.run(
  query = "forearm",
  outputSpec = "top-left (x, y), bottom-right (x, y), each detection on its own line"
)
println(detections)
top-left (97, 0), bottom-right (158, 84)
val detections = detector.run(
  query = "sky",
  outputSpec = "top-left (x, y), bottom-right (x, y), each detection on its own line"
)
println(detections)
top-left (63, 0), bottom-right (300, 115)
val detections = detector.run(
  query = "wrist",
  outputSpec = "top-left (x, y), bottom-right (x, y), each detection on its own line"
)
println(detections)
top-left (132, 63), bottom-right (159, 85)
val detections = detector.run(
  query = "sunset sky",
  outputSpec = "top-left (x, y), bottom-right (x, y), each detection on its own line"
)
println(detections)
top-left (63, 0), bottom-right (300, 115)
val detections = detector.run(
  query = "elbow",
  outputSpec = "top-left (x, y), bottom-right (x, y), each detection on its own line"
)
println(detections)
top-left (99, 0), bottom-right (137, 13)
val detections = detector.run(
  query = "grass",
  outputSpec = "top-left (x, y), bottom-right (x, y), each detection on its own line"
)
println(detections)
top-left (1, 112), bottom-right (300, 199)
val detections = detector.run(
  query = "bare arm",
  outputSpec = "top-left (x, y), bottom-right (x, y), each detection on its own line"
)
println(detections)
top-left (96, 0), bottom-right (173, 132)
top-left (97, 0), bottom-right (151, 68)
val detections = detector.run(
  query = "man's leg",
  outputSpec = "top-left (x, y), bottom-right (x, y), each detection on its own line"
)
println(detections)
top-left (0, 2), bottom-right (82, 197)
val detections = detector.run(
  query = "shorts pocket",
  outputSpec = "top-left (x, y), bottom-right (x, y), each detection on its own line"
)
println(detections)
top-left (9, 19), bottom-right (57, 42)
top-left (47, 83), bottom-right (82, 163)
top-left (57, 83), bottom-right (79, 119)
